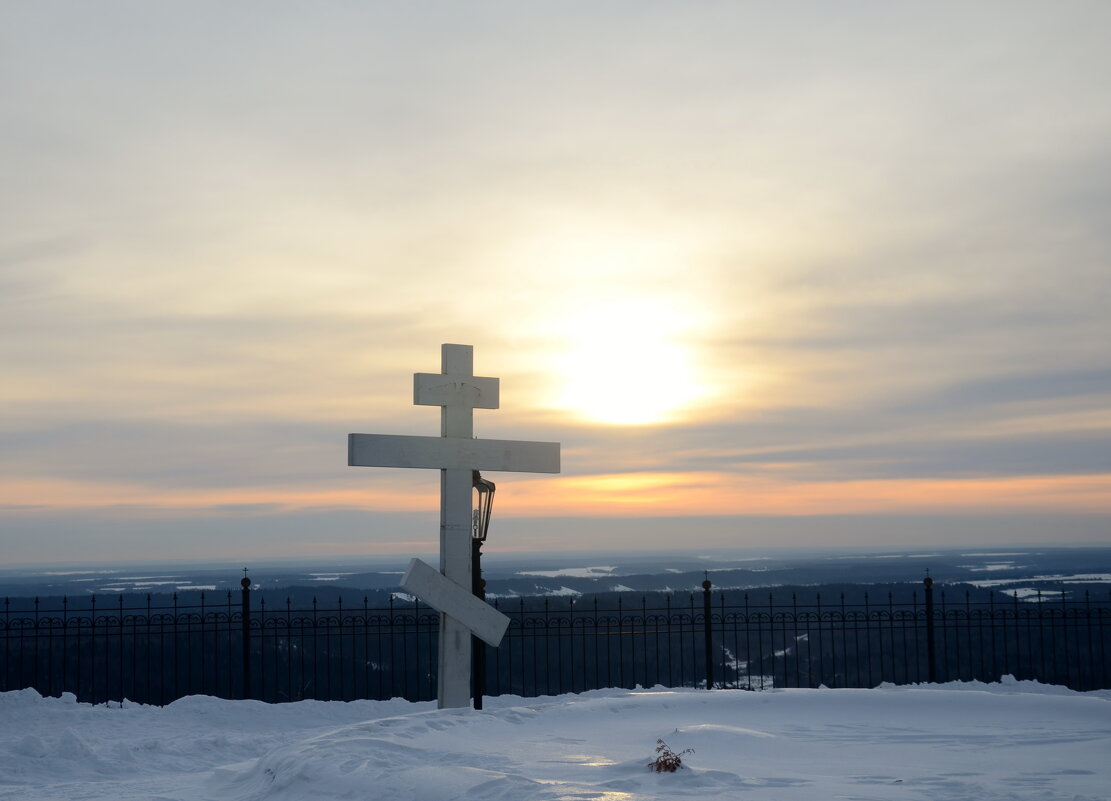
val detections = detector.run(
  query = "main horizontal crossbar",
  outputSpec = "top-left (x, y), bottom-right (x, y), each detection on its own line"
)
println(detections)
top-left (348, 433), bottom-right (560, 473)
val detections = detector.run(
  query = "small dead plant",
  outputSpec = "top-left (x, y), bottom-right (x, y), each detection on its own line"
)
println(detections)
top-left (648, 738), bottom-right (694, 772)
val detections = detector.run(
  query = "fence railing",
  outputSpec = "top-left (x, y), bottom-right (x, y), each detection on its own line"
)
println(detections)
top-left (3, 577), bottom-right (1109, 705)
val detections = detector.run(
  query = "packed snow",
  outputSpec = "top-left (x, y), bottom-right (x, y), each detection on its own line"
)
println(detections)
top-left (2, 680), bottom-right (1109, 800)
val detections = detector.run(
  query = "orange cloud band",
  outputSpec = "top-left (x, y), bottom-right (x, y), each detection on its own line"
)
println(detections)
top-left (4, 472), bottom-right (1110, 518)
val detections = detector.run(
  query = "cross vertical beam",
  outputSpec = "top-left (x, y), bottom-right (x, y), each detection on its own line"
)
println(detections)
top-left (437, 344), bottom-right (475, 709)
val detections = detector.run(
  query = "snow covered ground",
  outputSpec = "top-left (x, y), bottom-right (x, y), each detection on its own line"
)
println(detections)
top-left (2, 679), bottom-right (1109, 800)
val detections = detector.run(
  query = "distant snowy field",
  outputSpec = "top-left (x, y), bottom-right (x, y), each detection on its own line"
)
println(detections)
top-left (2, 681), bottom-right (1109, 800)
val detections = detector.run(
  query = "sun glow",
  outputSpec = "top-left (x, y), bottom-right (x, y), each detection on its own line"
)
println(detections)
top-left (552, 299), bottom-right (706, 425)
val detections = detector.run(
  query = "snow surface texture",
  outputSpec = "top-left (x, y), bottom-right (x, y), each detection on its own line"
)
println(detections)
top-left (2, 679), bottom-right (1109, 800)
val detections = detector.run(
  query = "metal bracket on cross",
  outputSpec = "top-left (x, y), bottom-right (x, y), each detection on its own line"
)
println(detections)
top-left (348, 343), bottom-right (560, 709)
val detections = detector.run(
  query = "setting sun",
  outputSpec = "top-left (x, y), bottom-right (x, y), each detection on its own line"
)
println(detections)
top-left (551, 299), bottom-right (707, 425)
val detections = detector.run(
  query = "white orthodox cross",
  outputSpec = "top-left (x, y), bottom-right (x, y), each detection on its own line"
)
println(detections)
top-left (348, 344), bottom-right (560, 709)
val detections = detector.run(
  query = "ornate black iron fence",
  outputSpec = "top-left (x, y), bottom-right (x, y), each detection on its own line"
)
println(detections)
top-left (3, 578), bottom-right (1109, 705)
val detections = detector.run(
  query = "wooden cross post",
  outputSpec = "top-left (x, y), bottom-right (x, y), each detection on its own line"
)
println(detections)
top-left (348, 344), bottom-right (560, 708)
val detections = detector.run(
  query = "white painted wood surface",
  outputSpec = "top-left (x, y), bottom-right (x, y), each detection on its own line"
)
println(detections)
top-left (414, 372), bottom-right (499, 409)
top-left (401, 558), bottom-right (511, 647)
top-left (348, 434), bottom-right (560, 473)
top-left (436, 346), bottom-right (477, 710)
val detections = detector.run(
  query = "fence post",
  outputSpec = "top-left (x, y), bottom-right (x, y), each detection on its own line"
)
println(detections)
top-left (241, 572), bottom-right (252, 700)
top-left (703, 575), bottom-right (714, 690)
top-left (3, 597), bottom-right (9, 693)
top-left (924, 574), bottom-right (937, 683)
top-left (472, 537), bottom-right (485, 710)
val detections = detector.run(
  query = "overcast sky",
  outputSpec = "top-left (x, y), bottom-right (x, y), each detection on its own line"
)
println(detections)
top-left (3, 1), bottom-right (1110, 565)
